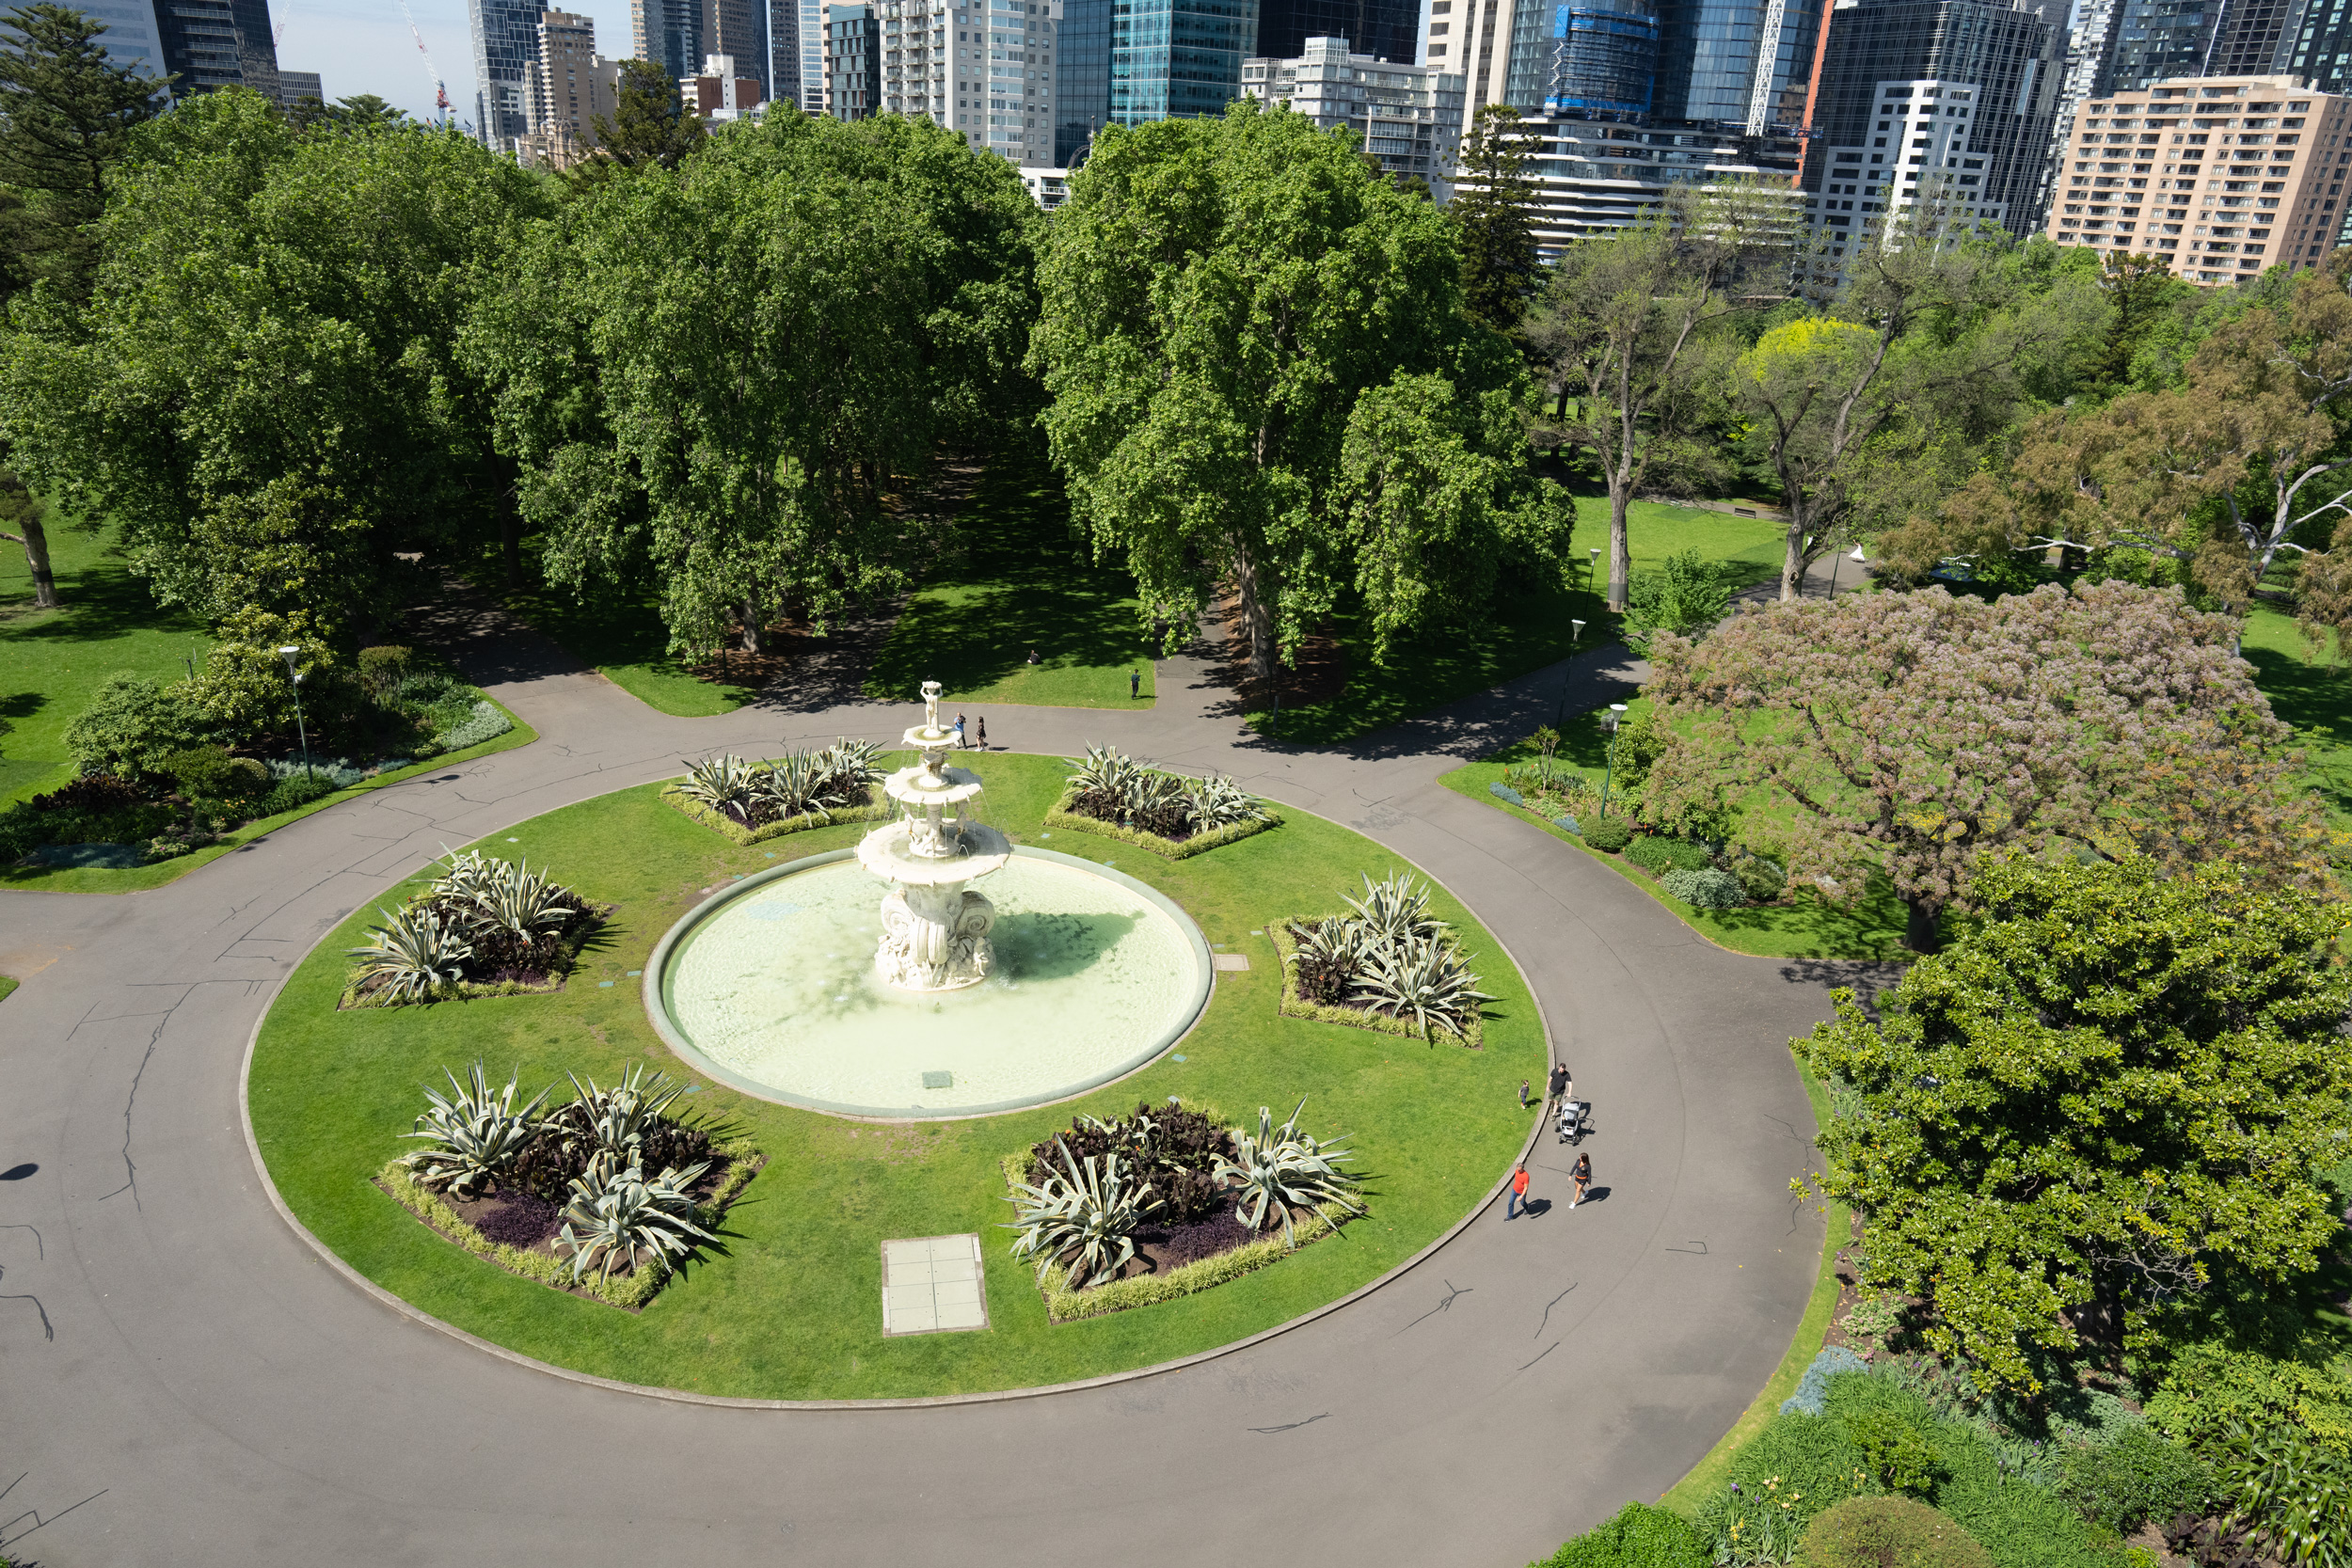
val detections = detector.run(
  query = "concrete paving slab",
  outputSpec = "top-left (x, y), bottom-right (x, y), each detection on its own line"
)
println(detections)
top-left (881, 1233), bottom-right (991, 1338)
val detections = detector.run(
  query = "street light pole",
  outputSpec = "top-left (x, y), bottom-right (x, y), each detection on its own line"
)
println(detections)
top-left (1587, 547), bottom-right (1601, 594)
top-left (1598, 702), bottom-right (1628, 817)
top-left (278, 645), bottom-right (312, 780)
top-left (1556, 618), bottom-right (1586, 727)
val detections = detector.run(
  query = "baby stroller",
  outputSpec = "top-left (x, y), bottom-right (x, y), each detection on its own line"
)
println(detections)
top-left (1556, 1099), bottom-right (1591, 1146)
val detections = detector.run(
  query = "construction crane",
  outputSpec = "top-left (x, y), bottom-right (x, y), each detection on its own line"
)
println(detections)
top-left (392, 0), bottom-right (453, 126)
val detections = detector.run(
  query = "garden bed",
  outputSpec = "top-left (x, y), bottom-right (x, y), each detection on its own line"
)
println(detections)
top-left (1042, 787), bottom-right (1280, 859)
top-left (379, 1141), bottom-right (762, 1310)
top-left (661, 783), bottom-right (891, 847)
top-left (1267, 919), bottom-right (1487, 1048)
top-left (339, 901), bottom-right (611, 1008)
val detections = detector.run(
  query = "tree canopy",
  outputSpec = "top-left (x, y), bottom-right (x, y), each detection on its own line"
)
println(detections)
top-left (0, 1), bottom-right (167, 304)
top-left (1798, 853), bottom-right (2352, 1390)
top-left (1029, 99), bottom-right (1569, 680)
top-left (1449, 103), bottom-right (1539, 333)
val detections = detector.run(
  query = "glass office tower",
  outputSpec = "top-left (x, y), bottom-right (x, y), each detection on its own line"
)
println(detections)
top-left (1056, 0), bottom-right (1113, 157)
top-left (1109, 0), bottom-right (1257, 121)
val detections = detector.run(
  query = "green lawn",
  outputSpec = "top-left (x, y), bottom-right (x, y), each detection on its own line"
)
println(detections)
top-left (0, 975), bottom-right (16, 1005)
top-left (0, 524), bottom-right (212, 806)
top-left (1252, 498), bottom-right (1786, 745)
top-left (474, 536), bottom-right (760, 718)
top-left (248, 751), bottom-right (1544, 1400)
top-left (2240, 604), bottom-right (2352, 829)
top-left (866, 448), bottom-right (1158, 710)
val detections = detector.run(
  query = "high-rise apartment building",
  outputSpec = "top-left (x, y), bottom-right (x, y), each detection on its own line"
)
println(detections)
top-left (633, 0), bottom-right (703, 82)
top-left (470, 0), bottom-right (543, 146)
top-left (1241, 35), bottom-right (1466, 182)
top-left (2044, 73), bottom-right (2351, 279)
top-left (776, 0), bottom-right (824, 110)
top-left (278, 68), bottom-right (323, 104)
top-left (1799, 0), bottom-right (2061, 235)
top-left (703, 0), bottom-right (772, 100)
top-left (524, 15), bottom-right (621, 163)
top-left (1110, 0), bottom-right (1255, 123)
top-left (1802, 77), bottom-right (2009, 291)
top-left (2276, 0), bottom-right (2352, 94)
top-left (157, 0), bottom-right (280, 100)
top-left (825, 3), bottom-right (882, 114)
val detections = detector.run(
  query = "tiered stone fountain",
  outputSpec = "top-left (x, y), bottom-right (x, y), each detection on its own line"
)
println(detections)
top-left (858, 681), bottom-right (1012, 991)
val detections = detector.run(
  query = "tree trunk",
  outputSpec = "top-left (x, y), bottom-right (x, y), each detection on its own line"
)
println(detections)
top-left (1608, 480), bottom-right (1632, 612)
top-left (1903, 894), bottom-right (1940, 954)
top-left (740, 597), bottom-right (766, 654)
top-left (5, 517), bottom-right (59, 610)
top-left (1232, 542), bottom-right (1276, 684)
top-left (501, 512), bottom-right (522, 584)
top-left (1780, 512), bottom-right (1809, 603)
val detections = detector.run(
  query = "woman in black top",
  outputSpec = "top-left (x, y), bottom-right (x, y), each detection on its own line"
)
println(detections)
top-left (1571, 1151), bottom-right (1591, 1208)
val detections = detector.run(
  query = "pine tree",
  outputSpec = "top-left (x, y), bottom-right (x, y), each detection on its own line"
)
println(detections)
top-left (1449, 103), bottom-right (1539, 332)
top-left (0, 2), bottom-right (168, 303)
top-left (586, 58), bottom-right (707, 173)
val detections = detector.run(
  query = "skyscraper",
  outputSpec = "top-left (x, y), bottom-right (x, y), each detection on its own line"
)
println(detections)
top-left (1254, 0), bottom-right (1418, 65)
top-left (633, 0), bottom-right (704, 82)
top-left (2277, 0), bottom-right (2352, 94)
top-left (825, 1), bottom-right (881, 114)
top-left (1650, 0), bottom-right (1829, 129)
top-left (1054, 0), bottom-right (1111, 159)
top-left (156, 0), bottom-right (280, 100)
top-left (705, 0), bottom-right (772, 99)
top-left (58, 0), bottom-right (170, 84)
top-left (1241, 34), bottom-right (1466, 180)
top-left (1109, 0), bottom-right (1256, 123)
top-left (470, 0), bottom-right (544, 145)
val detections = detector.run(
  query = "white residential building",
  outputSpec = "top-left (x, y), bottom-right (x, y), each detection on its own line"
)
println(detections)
top-left (1802, 78), bottom-right (2007, 292)
top-left (1241, 35), bottom-right (1466, 187)
top-left (835, 0), bottom-right (1059, 166)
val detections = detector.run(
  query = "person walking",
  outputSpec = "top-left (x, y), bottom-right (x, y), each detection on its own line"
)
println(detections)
top-left (953, 712), bottom-right (966, 749)
top-left (1519, 1078), bottom-right (1532, 1110)
top-left (1571, 1151), bottom-right (1591, 1209)
top-left (1548, 1061), bottom-right (1570, 1110)
top-left (1506, 1163), bottom-right (1531, 1220)
top-left (976, 717), bottom-right (987, 751)
top-left (1128, 669), bottom-right (1141, 700)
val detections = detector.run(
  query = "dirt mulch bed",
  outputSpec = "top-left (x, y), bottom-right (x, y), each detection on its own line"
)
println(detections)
top-left (1214, 587), bottom-right (1347, 714)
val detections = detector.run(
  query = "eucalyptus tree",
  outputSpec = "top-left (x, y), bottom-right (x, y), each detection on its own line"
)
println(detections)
top-left (1029, 101), bottom-right (1569, 684)
top-left (466, 112), bottom-right (1039, 656)
top-left (1524, 181), bottom-right (1791, 610)
top-left (0, 89), bottom-right (548, 639)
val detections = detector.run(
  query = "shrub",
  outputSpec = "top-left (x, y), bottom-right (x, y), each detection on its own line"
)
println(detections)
top-left (1538, 1502), bottom-right (1713, 1568)
top-left (1850, 1407), bottom-right (1947, 1495)
top-left (1697, 1411), bottom-right (1874, 1562)
top-left (1583, 816), bottom-right (1634, 852)
top-left (357, 645), bottom-right (412, 698)
top-left (28, 773), bottom-right (144, 814)
top-left (259, 770), bottom-right (339, 816)
top-left (1624, 548), bottom-right (1734, 646)
top-left (64, 674), bottom-right (222, 786)
top-left (434, 700), bottom-right (513, 752)
top-left (2058, 1427), bottom-right (2215, 1535)
top-left (1732, 851), bottom-right (1790, 903)
top-left (1787, 1348), bottom-right (1873, 1415)
top-left (1664, 867), bottom-right (1748, 909)
top-left (166, 745), bottom-right (268, 820)
top-left (1627, 835), bottom-right (1715, 875)
top-left (1799, 1497), bottom-right (1994, 1568)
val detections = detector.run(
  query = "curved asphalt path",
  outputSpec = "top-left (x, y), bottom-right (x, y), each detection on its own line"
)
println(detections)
top-left (0, 605), bottom-right (1886, 1567)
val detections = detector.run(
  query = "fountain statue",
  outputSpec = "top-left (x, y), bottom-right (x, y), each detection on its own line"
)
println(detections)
top-left (854, 681), bottom-right (1012, 990)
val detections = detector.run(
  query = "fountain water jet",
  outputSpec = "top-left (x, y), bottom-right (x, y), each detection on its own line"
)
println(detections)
top-left (856, 680), bottom-right (1011, 990)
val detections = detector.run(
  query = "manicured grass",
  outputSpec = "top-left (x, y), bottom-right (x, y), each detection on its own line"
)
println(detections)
top-left (0, 975), bottom-right (16, 1005)
top-left (475, 536), bottom-right (759, 718)
top-left (1438, 725), bottom-right (1915, 960)
top-left (0, 523), bottom-right (213, 807)
top-left (2240, 604), bottom-right (2352, 829)
top-left (866, 448), bottom-right (1158, 710)
top-left (1251, 498), bottom-right (1785, 745)
top-left (247, 751), bottom-right (1543, 1400)
top-left (0, 705), bottom-right (537, 895)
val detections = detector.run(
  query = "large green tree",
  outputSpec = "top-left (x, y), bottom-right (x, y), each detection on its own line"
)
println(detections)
top-left (1448, 103), bottom-right (1539, 332)
top-left (465, 112), bottom-right (1038, 655)
top-left (1029, 100), bottom-right (1568, 682)
top-left (0, 88), bottom-right (548, 640)
top-left (0, 1), bottom-right (167, 304)
top-left (1797, 853), bottom-right (2352, 1390)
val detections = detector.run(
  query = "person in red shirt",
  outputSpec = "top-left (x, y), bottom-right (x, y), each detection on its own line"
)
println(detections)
top-left (1507, 1163), bottom-right (1531, 1220)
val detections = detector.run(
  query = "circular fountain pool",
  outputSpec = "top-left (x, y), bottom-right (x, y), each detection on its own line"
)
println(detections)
top-left (644, 847), bottom-right (1216, 1117)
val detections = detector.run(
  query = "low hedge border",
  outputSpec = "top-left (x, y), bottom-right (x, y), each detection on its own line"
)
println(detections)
top-left (1041, 788), bottom-right (1281, 860)
top-left (376, 1137), bottom-right (764, 1311)
top-left (660, 784), bottom-right (891, 847)
top-left (1265, 919), bottom-right (1487, 1050)
top-left (995, 1151), bottom-right (1351, 1323)
top-left (336, 905), bottom-right (612, 1010)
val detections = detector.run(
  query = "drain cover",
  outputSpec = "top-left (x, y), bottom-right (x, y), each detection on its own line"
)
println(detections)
top-left (922, 1070), bottom-right (953, 1089)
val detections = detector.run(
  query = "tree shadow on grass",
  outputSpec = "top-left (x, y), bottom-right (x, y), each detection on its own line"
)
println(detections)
top-left (0, 546), bottom-right (203, 644)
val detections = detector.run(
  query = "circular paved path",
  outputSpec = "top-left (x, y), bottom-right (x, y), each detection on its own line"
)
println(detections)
top-left (0, 608), bottom-right (1884, 1567)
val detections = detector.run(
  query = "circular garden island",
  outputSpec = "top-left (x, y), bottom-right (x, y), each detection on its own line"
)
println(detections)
top-left (247, 744), bottom-right (1544, 1401)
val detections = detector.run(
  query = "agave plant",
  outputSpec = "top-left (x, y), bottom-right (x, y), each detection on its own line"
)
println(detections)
top-left (557, 1064), bottom-right (694, 1166)
top-left (755, 750), bottom-right (843, 822)
top-left (676, 752), bottom-right (762, 823)
top-left (1184, 772), bottom-right (1266, 832)
top-left (400, 1062), bottom-right (552, 1198)
top-left (1352, 931), bottom-right (1492, 1040)
top-left (429, 845), bottom-right (497, 903)
top-left (1218, 1100), bottom-right (1365, 1247)
top-left (460, 857), bottom-right (578, 950)
top-left (1003, 1139), bottom-right (1163, 1291)
top-left (1064, 743), bottom-right (1146, 805)
top-left (816, 737), bottom-right (886, 798)
top-left (349, 905), bottom-right (472, 1002)
top-left (1344, 870), bottom-right (1444, 951)
top-left (1116, 768), bottom-right (1191, 836)
top-left (554, 1158), bottom-right (716, 1281)
top-left (1284, 916), bottom-right (1365, 1005)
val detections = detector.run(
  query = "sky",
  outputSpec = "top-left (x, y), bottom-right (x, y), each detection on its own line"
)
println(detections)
top-left (280, 0), bottom-right (635, 127)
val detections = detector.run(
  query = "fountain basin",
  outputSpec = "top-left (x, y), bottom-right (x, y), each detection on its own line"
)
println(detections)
top-left (644, 847), bottom-right (1216, 1118)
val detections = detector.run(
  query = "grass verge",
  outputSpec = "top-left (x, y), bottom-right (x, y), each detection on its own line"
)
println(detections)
top-left (0, 522), bottom-right (213, 806)
top-left (247, 751), bottom-right (1543, 1400)
top-left (0, 703), bottom-right (536, 895)
top-left (0, 975), bottom-right (16, 1005)
top-left (865, 447), bottom-right (1159, 710)
top-left (2240, 605), bottom-right (2352, 830)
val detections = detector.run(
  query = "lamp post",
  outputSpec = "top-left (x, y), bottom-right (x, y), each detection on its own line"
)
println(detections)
top-left (278, 645), bottom-right (313, 780)
top-left (1828, 543), bottom-right (1866, 598)
top-left (1555, 618), bottom-right (1587, 726)
top-left (1598, 702), bottom-right (1628, 816)
top-left (1587, 547), bottom-right (1601, 594)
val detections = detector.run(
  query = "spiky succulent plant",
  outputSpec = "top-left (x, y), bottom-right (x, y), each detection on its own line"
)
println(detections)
top-left (816, 737), bottom-right (886, 797)
top-left (1184, 772), bottom-right (1266, 831)
top-left (1351, 930), bottom-right (1492, 1040)
top-left (1004, 1139), bottom-right (1163, 1291)
top-left (1064, 743), bottom-right (1145, 803)
top-left (349, 904), bottom-right (472, 1002)
top-left (1343, 870), bottom-right (1444, 950)
top-left (755, 750), bottom-right (842, 822)
top-left (400, 1062), bottom-right (552, 1198)
top-left (1218, 1099), bottom-right (1365, 1247)
top-left (1284, 916), bottom-right (1366, 1004)
top-left (555, 1158), bottom-right (716, 1281)
top-left (558, 1065), bottom-right (693, 1164)
top-left (676, 752), bottom-right (762, 823)
top-left (460, 857), bottom-right (578, 950)
top-left (429, 845), bottom-right (497, 903)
